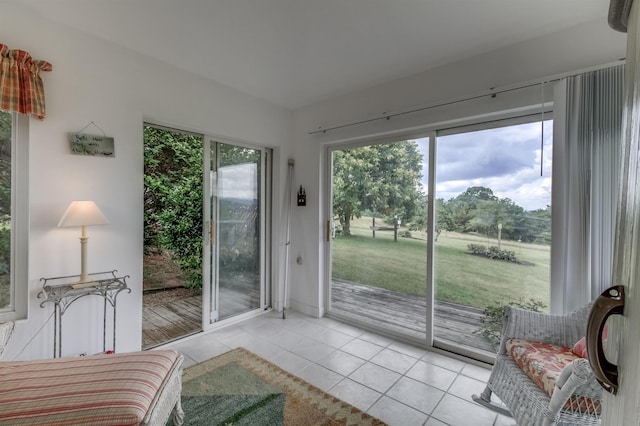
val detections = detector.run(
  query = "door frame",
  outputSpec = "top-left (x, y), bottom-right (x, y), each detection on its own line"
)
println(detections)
top-left (323, 131), bottom-right (434, 349)
top-left (323, 114), bottom-right (553, 363)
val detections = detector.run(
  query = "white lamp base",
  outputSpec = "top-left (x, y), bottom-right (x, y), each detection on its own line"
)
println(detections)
top-left (71, 234), bottom-right (96, 288)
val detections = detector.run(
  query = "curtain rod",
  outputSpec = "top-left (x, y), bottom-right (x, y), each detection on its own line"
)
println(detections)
top-left (308, 60), bottom-right (625, 136)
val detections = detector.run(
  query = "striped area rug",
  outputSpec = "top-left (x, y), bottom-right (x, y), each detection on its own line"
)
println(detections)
top-left (170, 347), bottom-right (387, 426)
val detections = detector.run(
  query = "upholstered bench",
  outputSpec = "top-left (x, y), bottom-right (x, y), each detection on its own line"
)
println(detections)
top-left (0, 348), bottom-right (184, 425)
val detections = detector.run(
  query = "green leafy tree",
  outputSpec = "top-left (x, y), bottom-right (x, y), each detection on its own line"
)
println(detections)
top-left (443, 186), bottom-right (497, 233)
top-left (144, 131), bottom-right (263, 288)
top-left (435, 197), bottom-right (453, 234)
top-left (470, 197), bottom-right (526, 240)
top-left (144, 126), bottom-right (204, 287)
top-left (0, 111), bottom-right (10, 218)
top-left (332, 149), bottom-right (370, 236)
top-left (468, 201), bottom-right (496, 236)
top-left (439, 185), bottom-right (550, 243)
top-left (407, 194), bottom-right (448, 240)
top-left (333, 141), bottom-right (423, 236)
top-left (526, 206), bottom-right (552, 244)
top-left (496, 198), bottom-right (527, 240)
top-left (458, 186), bottom-right (497, 203)
top-left (0, 112), bottom-right (10, 306)
top-left (408, 192), bottom-right (428, 231)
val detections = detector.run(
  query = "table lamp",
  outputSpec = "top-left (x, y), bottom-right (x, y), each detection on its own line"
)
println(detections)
top-left (58, 201), bottom-right (109, 286)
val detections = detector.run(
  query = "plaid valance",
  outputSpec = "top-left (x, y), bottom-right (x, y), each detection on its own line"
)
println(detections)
top-left (0, 44), bottom-right (52, 119)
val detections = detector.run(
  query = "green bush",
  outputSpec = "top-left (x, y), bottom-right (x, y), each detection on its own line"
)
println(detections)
top-left (144, 127), bottom-right (204, 288)
top-left (467, 244), bottom-right (525, 264)
top-left (467, 243), bottom-right (486, 255)
top-left (486, 246), bottom-right (517, 262)
top-left (476, 298), bottom-right (547, 350)
top-left (156, 183), bottom-right (203, 288)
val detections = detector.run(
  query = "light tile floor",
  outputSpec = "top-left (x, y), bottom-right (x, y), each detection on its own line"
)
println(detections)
top-left (162, 310), bottom-right (516, 426)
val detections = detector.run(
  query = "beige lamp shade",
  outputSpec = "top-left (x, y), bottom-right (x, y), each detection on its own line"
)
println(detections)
top-left (58, 201), bottom-right (109, 285)
top-left (58, 201), bottom-right (109, 228)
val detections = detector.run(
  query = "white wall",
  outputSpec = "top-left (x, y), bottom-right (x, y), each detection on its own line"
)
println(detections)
top-left (1, 3), bottom-right (293, 360)
top-left (289, 18), bottom-right (626, 317)
top-left (0, 3), bottom-right (628, 359)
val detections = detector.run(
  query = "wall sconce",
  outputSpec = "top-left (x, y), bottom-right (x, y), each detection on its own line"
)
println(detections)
top-left (297, 185), bottom-right (306, 206)
top-left (58, 201), bottom-right (109, 286)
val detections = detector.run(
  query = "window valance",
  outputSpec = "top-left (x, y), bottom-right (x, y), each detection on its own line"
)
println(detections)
top-left (0, 44), bottom-right (52, 119)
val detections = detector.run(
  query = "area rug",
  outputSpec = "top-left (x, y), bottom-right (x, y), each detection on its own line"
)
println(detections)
top-left (168, 347), bottom-right (387, 426)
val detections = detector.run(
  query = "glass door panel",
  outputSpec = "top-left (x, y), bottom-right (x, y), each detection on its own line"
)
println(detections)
top-left (208, 142), bottom-right (264, 323)
top-left (329, 140), bottom-right (429, 341)
top-left (434, 120), bottom-right (552, 356)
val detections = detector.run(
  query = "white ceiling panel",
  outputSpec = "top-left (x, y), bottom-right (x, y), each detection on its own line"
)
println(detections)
top-left (11, 0), bottom-right (612, 108)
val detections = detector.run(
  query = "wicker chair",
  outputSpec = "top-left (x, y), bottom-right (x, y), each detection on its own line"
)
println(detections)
top-left (472, 304), bottom-right (602, 426)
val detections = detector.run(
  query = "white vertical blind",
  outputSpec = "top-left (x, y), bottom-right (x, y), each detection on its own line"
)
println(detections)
top-left (553, 64), bottom-right (624, 313)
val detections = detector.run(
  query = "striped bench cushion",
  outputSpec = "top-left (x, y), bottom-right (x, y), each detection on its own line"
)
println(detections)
top-left (0, 349), bottom-right (180, 425)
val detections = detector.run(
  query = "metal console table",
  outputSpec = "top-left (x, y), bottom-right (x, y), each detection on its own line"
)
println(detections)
top-left (38, 270), bottom-right (131, 358)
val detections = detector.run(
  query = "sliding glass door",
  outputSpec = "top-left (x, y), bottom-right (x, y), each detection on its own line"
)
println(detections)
top-left (328, 117), bottom-right (552, 359)
top-left (143, 125), bottom-right (272, 346)
top-left (204, 139), bottom-right (270, 326)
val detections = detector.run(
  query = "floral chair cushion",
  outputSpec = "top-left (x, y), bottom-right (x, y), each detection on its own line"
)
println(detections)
top-left (506, 338), bottom-right (602, 416)
top-left (506, 338), bottom-right (580, 397)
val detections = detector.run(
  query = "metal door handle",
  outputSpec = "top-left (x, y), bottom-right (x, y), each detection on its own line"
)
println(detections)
top-left (210, 220), bottom-right (215, 245)
top-left (586, 285), bottom-right (624, 394)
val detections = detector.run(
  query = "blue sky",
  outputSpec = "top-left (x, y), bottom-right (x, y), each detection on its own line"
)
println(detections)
top-left (416, 120), bottom-right (553, 211)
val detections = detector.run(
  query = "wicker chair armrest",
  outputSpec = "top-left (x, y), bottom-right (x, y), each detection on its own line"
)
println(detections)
top-left (498, 305), bottom-right (591, 354)
top-left (548, 358), bottom-right (602, 418)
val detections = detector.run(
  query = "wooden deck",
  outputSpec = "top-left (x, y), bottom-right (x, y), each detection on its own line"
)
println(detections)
top-left (142, 280), bottom-right (495, 354)
top-left (142, 281), bottom-right (260, 349)
top-left (142, 294), bottom-right (201, 349)
top-left (330, 279), bottom-right (495, 353)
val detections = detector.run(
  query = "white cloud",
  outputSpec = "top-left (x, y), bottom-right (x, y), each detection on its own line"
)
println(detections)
top-left (215, 162), bottom-right (258, 200)
top-left (416, 120), bottom-right (553, 211)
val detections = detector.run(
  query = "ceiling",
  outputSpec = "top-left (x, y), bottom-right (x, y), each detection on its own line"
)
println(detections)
top-left (13, 0), bottom-right (611, 109)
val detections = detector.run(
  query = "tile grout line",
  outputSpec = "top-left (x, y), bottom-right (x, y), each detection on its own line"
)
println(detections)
top-left (179, 311), bottom-right (502, 426)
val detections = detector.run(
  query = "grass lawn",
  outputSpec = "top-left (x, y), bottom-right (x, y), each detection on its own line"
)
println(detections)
top-left (331, 217), bottom-right (550, 311)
